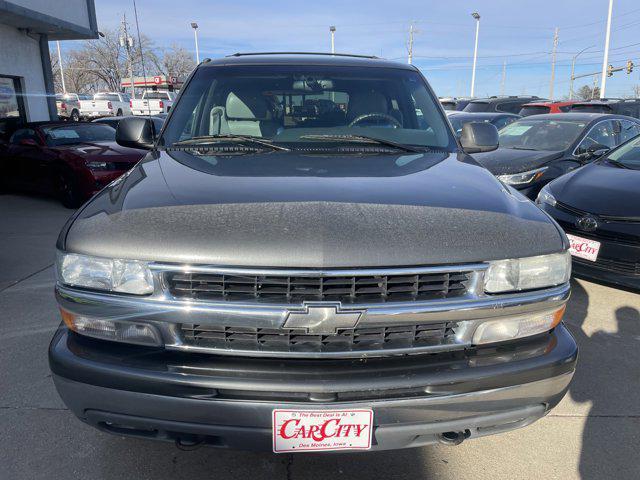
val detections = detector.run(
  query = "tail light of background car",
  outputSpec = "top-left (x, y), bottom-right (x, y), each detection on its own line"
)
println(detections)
top-left (107, 101), bottom-right (113, 110)
top-left (158, 100), bottom-right (164, 109)
top-left (60, 102), bottom-right (67, 111)
top-left (129, 100), bottom-right (133, 108)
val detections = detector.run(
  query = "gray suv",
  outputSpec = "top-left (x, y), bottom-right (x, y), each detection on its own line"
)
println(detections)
top-left (49, 53), bottom-right (576, 453)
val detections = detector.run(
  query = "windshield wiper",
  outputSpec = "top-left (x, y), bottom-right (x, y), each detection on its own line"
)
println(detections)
top-left (509, 146), bottom-right (539, 151)
top-left (299, 134), bottom-right (423, 153)
top-left (605, 158), bottom-right (631, 169)
top-left (170, 135), bottom-right (290, 151)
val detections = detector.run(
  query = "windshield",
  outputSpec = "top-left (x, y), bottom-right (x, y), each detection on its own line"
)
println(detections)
top-left (518, 106), bottom-right (550, 116)
top-left (144, 92), bottom-right (170, 100)
top-left (160, 65), bottom-right (456, 151)
top-left (571, 104), bottom-right (611, 113)
top-left (94, 93), bottom-right (120, 102)
top-left (41, 124), bottom-right (115, 146)
top-left (498, 119), bottom-right (586, 151)
top-left (606, 135), bottom-right (640, 169)
top-left (462, 102), bottom-right (489, 113)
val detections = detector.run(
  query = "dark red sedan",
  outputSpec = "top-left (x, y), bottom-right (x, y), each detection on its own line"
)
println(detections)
top-left (0, 121), bottom-right (146, 207)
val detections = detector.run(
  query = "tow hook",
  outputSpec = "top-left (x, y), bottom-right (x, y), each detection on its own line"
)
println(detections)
top-left (436, 429), bottom-right (471, 446)
top-left (175, 436), bottom-right (205, 451)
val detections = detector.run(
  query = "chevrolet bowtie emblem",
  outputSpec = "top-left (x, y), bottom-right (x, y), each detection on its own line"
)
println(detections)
top-left (283, 304), bottom-right (364, 334)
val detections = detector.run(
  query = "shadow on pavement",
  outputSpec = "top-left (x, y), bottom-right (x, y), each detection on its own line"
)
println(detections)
top-left (565, 279), bottom-right (640, 480)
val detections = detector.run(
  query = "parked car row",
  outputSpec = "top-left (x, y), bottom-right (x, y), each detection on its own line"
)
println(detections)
top-left (55, 90), bottom-right (177, 121)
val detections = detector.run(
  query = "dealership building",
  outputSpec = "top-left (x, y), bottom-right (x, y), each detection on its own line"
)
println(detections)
top-left (0, 0), bottom-right (98, 131)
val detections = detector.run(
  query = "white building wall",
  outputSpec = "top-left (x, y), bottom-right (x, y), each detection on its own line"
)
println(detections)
top-left (0, 23), bottom-right (49, 121)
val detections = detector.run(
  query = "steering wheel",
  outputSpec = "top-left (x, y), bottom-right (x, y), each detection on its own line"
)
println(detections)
top-left (349, 113), bottom-right (402, 129)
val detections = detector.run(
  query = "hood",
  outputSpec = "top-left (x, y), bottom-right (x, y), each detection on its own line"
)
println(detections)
top-left (473, 148), bottom-right (564, 175)
top-left (550, 161), bottom-right (640, 218)
top-left (56, 141), bottom-right (145, 164)
top-left (60, 150), bottom-right (565, 268)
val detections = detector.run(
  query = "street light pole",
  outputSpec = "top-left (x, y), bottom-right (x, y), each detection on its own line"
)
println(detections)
top-left (600, 0), bottom-right (614, 98)
top-left (569, 45), bottom-right (595, 99)
top-left (330, 26), bottom-right (336, 54)
top-left (470, 12), bottom-right (480, 98)
top-left (191, 22), bottom-right (200, 63)
top-left (56, 41), bottom-right (66, 93)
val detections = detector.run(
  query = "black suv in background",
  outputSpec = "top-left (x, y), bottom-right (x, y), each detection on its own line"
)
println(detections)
top-left (570, 98), bottom-right (640, 119)
top-left (463, 96), bottom-right (547, 114)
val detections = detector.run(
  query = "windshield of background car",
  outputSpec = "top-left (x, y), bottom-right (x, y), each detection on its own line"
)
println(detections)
top-left (144, 92), bottom-right (170, 100)
top-left (518, 106), bottom-right (550, 116)
top-left (606, 135), bottom-right (640, 169)
top-left (41, 124), bottom-right (116, 146)
top-left (462, 101), bottom-right (489, 112)
top-left (498, 119), bottom-right (586, 151)
top-left (570, 104), bottom-right (611, 113)
top-left (160, 65), bottom-right (457, 151)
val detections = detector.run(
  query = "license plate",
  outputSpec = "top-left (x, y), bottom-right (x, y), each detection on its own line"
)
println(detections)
top-left (567, 233), bottom-right (601, 262)
top-left (272, 409), bottom-right (373, 453)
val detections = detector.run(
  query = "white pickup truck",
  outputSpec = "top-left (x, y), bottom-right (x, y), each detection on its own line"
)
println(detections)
top-left (130, 90), bottom-right (177, 116)
top-left (80, 92), bottom-right (132, 119)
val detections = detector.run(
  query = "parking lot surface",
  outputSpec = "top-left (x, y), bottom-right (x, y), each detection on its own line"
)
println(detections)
top-left (1, 193), bottom-right (639, 480)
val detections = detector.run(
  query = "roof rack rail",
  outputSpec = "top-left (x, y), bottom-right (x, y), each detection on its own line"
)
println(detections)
top-left (227, 52), bottom-right (379, 59)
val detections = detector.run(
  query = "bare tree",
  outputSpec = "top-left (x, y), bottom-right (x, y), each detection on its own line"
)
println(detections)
top-left (153, 44), bottom-right (196, 80)
top-left (632, 85), bottom-right (640, 98)
top-left (577, 85), bottom-right (600, 100)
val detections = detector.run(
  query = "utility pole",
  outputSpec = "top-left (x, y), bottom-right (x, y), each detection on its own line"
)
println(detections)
top-left (120, 13), bottom-right (135, 99)
top-left (407, 23), bottom-right (416, 64)
top-left (470, 12), bottom-right (481, 97)
top-left (329, 26), bottom-right (336, 54)
top-left (549, 27), bottom-right (559, 100)
top-left (500, 59), bottom-right (506, 96)
top-left (56, 41), bottom-right (66, 93)
top-left (600, 0), bottom-right (614, 98)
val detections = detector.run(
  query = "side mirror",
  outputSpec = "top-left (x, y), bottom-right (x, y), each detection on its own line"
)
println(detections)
top-left (116, 116), bottom-right (155, 150)
top-left (587, 143), bottom-right (610, 159)
top-left (19, 138), bottom-right (38, 146)
top-left (460, 122), bottom-right (499, 154)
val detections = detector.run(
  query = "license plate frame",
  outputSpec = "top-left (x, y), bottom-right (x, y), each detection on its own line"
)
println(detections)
top-left (567, 233), bottom-right (601, 262)
top-left (272, 409), bottom-right (373, 453)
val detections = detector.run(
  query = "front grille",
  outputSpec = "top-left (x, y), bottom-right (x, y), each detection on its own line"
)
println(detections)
top-left (180, 322), bottom-right (457, 354)
top-left (167, 270), bottom-right (471, 304)
top-left (574, 256), bottom-right (640, 275)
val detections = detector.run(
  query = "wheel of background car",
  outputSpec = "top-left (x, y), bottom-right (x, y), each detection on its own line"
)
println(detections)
top-left (117, 109), bottom-right (123, 116)
top-left (348, 113), bottom-right (402, 129)
top-left (55, 171), bottom-right (82, 209)
top-left (71, 110), bottom-right (79, 122)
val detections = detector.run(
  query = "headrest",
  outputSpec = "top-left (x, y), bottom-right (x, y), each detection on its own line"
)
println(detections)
top-left (226, 91), bottom-right (270, 120)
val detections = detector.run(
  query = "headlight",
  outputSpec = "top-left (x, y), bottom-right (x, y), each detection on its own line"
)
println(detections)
top-left (498, 166), bottom-right (548, 186)
top-left (536, 186), bottom-right (557, 207)
top-left (484, 251), bottom-right (571, 293)
top-left (472, 306), bottom-right (565, 345)
top-left (86, 161), bottom-right (116, 170)
top-left (56, 252), bottom-right (154, 295)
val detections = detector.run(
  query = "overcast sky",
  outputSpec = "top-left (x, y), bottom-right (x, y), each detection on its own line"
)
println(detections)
top-left (90, 0), bottom-right (640, 99)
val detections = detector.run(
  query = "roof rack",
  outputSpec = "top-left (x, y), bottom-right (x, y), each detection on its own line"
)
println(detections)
top-left (488, 95), bottom-right (540, 99)
top-left (227, 52), bottom-right (379, 59)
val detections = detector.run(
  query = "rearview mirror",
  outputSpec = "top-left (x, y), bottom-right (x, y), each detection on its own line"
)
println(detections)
top-left (460, 122), bottom-right (499, 154)
top-left (116, 116), bottom-right (155, 150)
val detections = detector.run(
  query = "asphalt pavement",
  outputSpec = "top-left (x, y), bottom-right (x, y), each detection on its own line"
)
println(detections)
top-left (1, 193), bottom-right (639, 480)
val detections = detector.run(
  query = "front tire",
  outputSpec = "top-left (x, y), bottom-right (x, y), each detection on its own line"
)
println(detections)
top-left (56, 171), bottom-right (82, 209)
top-left (70, 110), bottom-right (80, 122)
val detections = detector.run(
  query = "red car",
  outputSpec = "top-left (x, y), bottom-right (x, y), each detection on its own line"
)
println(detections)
top-left (0, 121), bottom-right (146, 207)
top-left (518, 101), bottom-right (579, 116)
